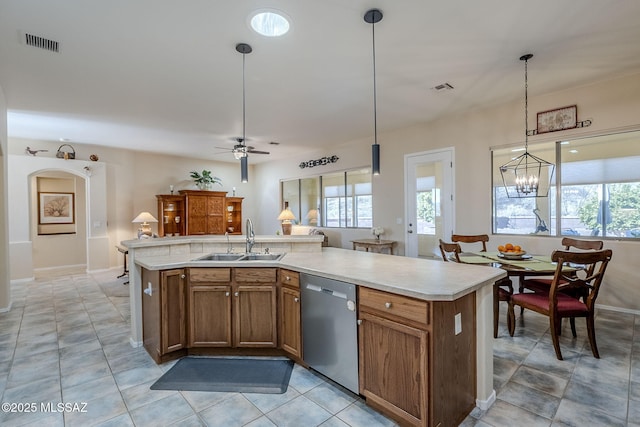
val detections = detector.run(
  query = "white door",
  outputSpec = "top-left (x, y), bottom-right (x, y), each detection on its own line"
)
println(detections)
top-left (405, 149), bottom-right (454, 258)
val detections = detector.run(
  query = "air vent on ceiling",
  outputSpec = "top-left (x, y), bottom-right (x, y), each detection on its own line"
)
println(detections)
top-left (22, 32), bottom-right (60, 53)
top-left (431, 82), bottom-right (454, 92)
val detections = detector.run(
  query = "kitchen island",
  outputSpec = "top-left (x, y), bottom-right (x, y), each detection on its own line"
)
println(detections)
top-left (123, 236), bottom-right (506, 426)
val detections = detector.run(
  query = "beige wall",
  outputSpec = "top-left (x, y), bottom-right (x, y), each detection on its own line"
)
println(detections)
top-left (256, 71), bottom-right (640, 312)
top-left (8, 139), bottom-right (257, 274)
top-left (4, 72), bottom-right (640, 312)
top-left (0, 85), bottom-right (9, 311)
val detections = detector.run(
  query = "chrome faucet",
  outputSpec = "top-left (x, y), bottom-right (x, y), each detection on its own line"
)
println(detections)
top-left (245, 218), bottom-right (255, 253)
top-left (225, 232), bottom-right (232, 253)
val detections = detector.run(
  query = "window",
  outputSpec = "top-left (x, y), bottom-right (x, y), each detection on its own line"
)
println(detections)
top-left (322, 169), bottom-right (373, 228)
top-left (492, 130), bottom-right (640, 239)
top-left (281, 168), bottom-right (373, 229)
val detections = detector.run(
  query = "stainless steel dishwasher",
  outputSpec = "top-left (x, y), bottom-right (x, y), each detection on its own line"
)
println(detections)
top-left (300, 273), bottom-right (359, 394)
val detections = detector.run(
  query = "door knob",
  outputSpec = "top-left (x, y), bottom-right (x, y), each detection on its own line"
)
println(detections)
top-left (234, 292), bottom-right (239, 297)
top-left (385, 302), bottom-right (392, 309)
top-left (225, 292), bottom-right (230, 297)
top-left (294, 297), bottom-right (299, 303)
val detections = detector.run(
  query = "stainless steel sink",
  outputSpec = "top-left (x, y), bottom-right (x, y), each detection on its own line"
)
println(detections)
top-left (239, 253), bottom-right (285, 261)
top-left (193, 253), bottom-right (246, 261)
top-left (192, 253), bottom-right (285, 262)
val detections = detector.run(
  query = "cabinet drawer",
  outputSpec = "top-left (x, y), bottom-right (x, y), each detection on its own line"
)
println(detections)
top-left (189, 268), bottom-right (231, 283)
top-left (235, 268), bottom-right (277, 283)
top-left (280, 269), bottom-right (300, 288)
top-left (359, 287), bottom-right (430, 325)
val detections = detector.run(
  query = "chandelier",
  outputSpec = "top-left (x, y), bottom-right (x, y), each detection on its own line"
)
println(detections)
top-left (500, 54), bottom-right (555, 198)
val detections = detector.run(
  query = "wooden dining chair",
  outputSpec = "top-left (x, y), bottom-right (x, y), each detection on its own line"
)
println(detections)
top-left (447, 234), bottom-right (513, 337)
top-left (451, 234), bottom-right (489, 252)
top-left (523, 237), bottom-right (604, 294)
top-left (508, 249), bottom-right (613, 360)
top-left (438, 239), bottom-right (462, 262)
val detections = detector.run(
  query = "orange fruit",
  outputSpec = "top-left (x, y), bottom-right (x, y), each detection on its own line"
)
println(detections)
top-left (497, 245), bottom-right (505, 252)
top-left (505, 243), bottom-right (514, 251)
top-left (514, 245), bottom-right (522, 252)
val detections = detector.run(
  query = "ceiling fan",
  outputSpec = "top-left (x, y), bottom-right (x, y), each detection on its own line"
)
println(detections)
top-left (215, 137), bottom-right (270, 160)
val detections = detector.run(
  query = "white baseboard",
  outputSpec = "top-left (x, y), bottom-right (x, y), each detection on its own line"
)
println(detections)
top-left (476, 389), bottom-right (496, 411)
top-left (0, 301), bottom-right (13, 313)
top-left (129, 337), bottom-right (142, 348)
top-left (596, 303), bottom-right (640, 316)
top-left (10, 277), bottom-right (35, 284)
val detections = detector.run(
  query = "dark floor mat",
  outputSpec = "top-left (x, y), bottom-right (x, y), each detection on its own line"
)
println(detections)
top-left (150, 357), bottom-right (294, 394)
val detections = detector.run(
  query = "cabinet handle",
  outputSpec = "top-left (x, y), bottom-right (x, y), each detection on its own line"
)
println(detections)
top-left (294, 297), bottom-right (299, 303)
top-left (385, 302), bottom-right (392, 309)
top-left (285, 276), bottom-right (291, 281)
top-left (225, 292), bottom-right (230, 297)
top-left (357, 319), bottom-right (362, 326)
top-left (143, 282), bottom-right (153, 296)
top-left (234, 292), bottom-right (239, 297)
top-left (181, 274), bottom-right (186, 279)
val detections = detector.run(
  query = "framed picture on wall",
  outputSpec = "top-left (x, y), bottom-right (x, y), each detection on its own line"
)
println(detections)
top-left (38, 192), bottom-right (75, 224)
top-left (536, 105), bottom-right (577, 134)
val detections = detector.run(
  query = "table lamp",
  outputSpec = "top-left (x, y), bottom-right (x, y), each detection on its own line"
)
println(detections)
top-left (132, 211), bottom-right (158, 238)
top-left (277, 203), bottom-right (296, 235)
top-left (306, 209), bottom-right (318, 226)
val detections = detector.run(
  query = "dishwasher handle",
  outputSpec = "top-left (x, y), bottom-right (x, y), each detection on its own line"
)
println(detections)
top-left (305, 283), bottom-right (347, 300)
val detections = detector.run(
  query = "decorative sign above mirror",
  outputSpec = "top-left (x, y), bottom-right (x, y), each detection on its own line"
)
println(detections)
top-left (299, 155), bottom-right (339, 169)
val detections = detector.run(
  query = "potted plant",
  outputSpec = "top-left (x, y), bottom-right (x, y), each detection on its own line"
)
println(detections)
top-left (190, 170), bottom-right (222, 190)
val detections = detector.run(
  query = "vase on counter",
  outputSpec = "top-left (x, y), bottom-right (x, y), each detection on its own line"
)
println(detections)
top-left (196, 182), bottom-right (212, 190)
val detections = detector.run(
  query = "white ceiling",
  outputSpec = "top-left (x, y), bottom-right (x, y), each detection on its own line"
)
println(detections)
top-left (2, 1), bottom-right (640, 164)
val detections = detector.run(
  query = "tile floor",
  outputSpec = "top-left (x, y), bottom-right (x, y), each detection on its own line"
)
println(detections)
top-left (0, 269), bottom-right (637, 426)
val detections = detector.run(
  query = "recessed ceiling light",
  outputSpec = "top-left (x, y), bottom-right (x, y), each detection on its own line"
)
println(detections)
top-left (250, 10), bottom-right (291, 37)
top-left (569, 149), bottom-right (578, 153)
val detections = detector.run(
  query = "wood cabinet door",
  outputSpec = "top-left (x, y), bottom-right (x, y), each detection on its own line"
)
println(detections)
top-left (189, 285), bottom-right (232, 347)
top-left (233, 284), bottom-right (277, 347)
top-left (206, 195), bottom-right (225, 234)
top-left (160, 269), bottom-right (187, 354)
top-left (280, 286), bottom-right (302, 358)
top-left (359, 311), bottom-right (429, 427)
top-left (186, 195), bottom-right (207, 235)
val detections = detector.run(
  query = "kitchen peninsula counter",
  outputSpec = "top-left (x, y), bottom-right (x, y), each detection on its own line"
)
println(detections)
top-left (135, 247), bottom-right (504, 302)
top-left (123, 237), bottom-right (504, 413)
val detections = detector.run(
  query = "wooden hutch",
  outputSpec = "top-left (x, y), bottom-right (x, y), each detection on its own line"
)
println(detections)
top-left (156, 191), bottom-right (243, 237)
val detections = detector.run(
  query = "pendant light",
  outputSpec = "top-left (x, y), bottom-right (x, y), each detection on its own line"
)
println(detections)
top-left (499, 54), bottom-right (555, 198)
top-left (236, 42), bottom-right (252, 183)
top-left (364, 9), bottom-right (383, 176)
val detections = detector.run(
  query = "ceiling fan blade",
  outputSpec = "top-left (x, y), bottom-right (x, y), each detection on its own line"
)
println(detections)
top-left (247, 149), bottom-right (270, 155)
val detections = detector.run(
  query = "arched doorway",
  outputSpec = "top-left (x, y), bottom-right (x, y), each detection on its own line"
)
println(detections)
top-left (30, 170), bottom-right (87, 274)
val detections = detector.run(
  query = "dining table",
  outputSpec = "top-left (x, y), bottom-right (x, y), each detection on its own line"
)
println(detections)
top-left (458, 251), bottom-right (578, 292)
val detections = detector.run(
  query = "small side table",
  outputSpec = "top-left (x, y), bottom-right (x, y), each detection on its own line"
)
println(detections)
top-left (351, 239), bottom-right (397, 255)
top-left (116, 245), bottom-right (129, 284)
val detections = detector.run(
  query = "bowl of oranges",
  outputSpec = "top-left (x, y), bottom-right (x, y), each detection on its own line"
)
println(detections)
top-left (497, 243), bottom-right (527, 259)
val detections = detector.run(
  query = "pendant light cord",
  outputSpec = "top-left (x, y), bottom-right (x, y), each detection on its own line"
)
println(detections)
top-left (524, 56), bottom-right (529, 152)
top-left (372, 20), bottom-right (378, 146)
top-left (242, 52), bottom-right (246, 146)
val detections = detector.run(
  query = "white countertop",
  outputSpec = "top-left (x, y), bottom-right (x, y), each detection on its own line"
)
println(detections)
top-left (122, 234), bottom-right (324, 249)
top-left (135, 247), bottom-right (506, 301)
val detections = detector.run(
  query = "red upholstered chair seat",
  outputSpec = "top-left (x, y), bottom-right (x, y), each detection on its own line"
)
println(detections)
top-left (510, 292), bottom-right (588, 317)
